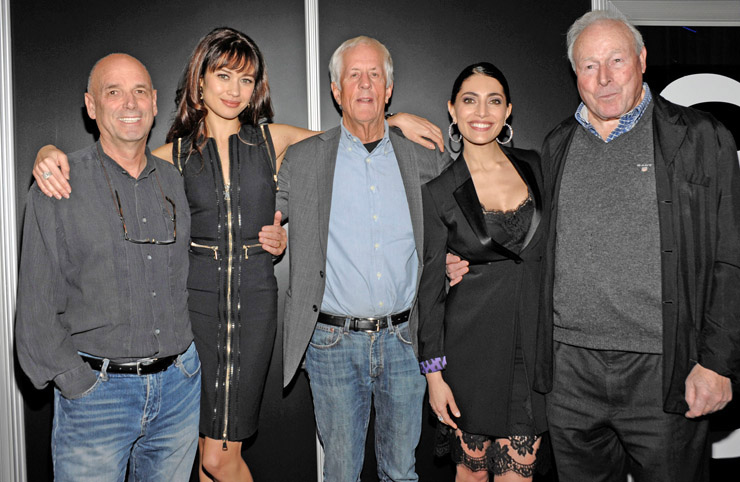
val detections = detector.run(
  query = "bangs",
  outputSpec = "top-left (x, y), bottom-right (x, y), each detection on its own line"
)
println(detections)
top-left (210, 49), bottom-right (257, 74)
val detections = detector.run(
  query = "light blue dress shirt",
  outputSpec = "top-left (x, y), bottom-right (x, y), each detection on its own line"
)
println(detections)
top-left (321, 121), bottom-right (418, 318)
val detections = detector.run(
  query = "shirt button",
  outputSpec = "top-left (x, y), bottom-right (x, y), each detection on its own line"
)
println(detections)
top-left (370, 185), bottom-right (375, 192)
top-left (373, 214), bottom-right (378, 221)
top-left (151, 291), bottom-right (156, 297)
top-left (142, 217), bottom-right (147, 223)
top-left (365, 158), bottom-right (371, 163)
top-left (154, 329), bottom-right (160, 335)
top-left (374, 243), bottom-right (379, 249)
top-left (147, 254), bottom-right (152, 260)
top-left (378, 301), bottom-right (384, 307)
top-left (376, 272), bottom-right (382, 279)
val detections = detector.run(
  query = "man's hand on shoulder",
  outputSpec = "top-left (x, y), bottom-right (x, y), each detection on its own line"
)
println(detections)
top-left (685, 363), bottom-right (733, 418)
top-left (388, 113), bottom-right (444, 152)
top-left (33, 145), bottom-right (71, 199)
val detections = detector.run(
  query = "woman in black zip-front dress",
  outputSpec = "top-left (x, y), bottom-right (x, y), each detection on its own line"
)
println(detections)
top-left (160, 28), bottom-right (294, 481)
top-left (176, 124), bottom-right (278, 445)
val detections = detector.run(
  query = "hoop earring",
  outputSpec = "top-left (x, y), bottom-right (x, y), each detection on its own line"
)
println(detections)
top-left (448, 122), bottom-right (462, 143)
top-left (497, 123), bottom-right (513, 145)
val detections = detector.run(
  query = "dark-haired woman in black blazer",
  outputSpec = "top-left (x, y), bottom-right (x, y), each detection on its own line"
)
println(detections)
top-left (417, 62), bottom-right (547, 482)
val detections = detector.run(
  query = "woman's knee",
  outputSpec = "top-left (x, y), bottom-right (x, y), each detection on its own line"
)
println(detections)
top-left (456, 464), bottom-right (490, 482)
top-left (200, 442), bottom-right (243, 478)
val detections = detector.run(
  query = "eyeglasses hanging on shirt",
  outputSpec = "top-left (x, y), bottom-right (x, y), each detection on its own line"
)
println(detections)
top-left (96, 143), bottom-right (176, 245)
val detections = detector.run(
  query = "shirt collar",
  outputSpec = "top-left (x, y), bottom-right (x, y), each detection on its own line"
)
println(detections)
top-left (575, 82), bottom-right (652, 142)
top-left (339, 120), bottom-right (392, 154)
top-left (96, 140), bottom-right (156, 179)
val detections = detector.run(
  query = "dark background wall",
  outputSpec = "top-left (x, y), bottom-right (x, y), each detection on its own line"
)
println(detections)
top-left (11, 0), bottom-right (590, 481)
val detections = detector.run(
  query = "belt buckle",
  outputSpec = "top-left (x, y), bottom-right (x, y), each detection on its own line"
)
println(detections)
top-left (369, 318), bottom-right (381, 332)
top-left (136, 358), bottom-right (156, 375)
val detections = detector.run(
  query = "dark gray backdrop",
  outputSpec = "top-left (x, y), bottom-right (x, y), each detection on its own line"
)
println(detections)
top-left (11, 0), bottom-right (589, 480)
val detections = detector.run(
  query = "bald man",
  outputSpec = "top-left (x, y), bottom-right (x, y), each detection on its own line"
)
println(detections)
top-left (16, 53), bottom-right (199, 481)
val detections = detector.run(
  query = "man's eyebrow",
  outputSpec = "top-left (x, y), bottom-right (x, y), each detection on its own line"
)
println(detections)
top-left (102, 82), bottom-right (150, 90)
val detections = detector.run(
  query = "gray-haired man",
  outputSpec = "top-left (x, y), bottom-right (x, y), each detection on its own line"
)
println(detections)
top-left (534, 11), bottom-right (740, 482)
top-left (277, 36), bottom-right (446, 481)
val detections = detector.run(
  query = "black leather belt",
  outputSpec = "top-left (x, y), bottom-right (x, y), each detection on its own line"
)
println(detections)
top-left (317, 310), bottom-right (410, 332)
top-left (81, 353), bottom-right (179, 375)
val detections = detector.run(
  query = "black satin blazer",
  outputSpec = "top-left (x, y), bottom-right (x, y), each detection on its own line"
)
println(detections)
top-left (416, 145), bottom-right (548, 436)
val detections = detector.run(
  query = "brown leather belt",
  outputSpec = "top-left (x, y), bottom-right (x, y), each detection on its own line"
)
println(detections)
top-left (317, 310), bottom-right (410, 332)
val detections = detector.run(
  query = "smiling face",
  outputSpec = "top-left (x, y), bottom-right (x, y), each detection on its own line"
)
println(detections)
top-left (85, 54), bottom-right (157, 150)
top-left (573, 20), bottom-right (646, 132)
top-left (331, 42), bottom-right (393, 134)
top-left (449, 73), bottom-right (512, 147)
top-left (200, 65), bottom-right (255, 122)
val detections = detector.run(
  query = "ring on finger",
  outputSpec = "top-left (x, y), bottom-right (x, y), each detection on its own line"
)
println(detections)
top-left (437, 415), bottom-right (444, 422)
top-left (42, 171), bottom-right (53, 180)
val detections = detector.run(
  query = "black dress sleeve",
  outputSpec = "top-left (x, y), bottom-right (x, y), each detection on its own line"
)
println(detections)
top-left (417, 181), bottom-right (450, 367)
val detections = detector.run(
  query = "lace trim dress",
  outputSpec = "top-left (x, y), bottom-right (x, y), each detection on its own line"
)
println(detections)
top-left (437, 195), bottom-right (545, 474)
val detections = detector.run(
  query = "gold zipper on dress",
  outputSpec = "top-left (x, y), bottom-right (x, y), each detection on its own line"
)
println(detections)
top-left (222, 182), bottom-right (234, 450)
top-left (260, 124), bottom-right (278, 191)
top-left (243, 243), bottom-right (262, 259)
top-left (190, 241), bottom-right (219, 260)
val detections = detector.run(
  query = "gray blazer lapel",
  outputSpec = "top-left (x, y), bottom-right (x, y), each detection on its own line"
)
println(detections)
top-left (390, 131), bottom-right (423, 262)
top-left (317, 128), bottom-right (341, 258)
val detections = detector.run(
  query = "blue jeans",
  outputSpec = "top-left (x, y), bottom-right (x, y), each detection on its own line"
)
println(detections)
top-left (52, 342), bottom-right (201, 482)
top-left (305, 319), bottom-right (426, 482)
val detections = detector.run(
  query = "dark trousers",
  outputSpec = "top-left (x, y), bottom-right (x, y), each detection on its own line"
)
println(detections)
top-left (546, 341), bottom-right (710, 482)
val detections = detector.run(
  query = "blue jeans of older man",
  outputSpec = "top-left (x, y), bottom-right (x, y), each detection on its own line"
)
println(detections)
top-left (52, 342), bottom-right (201, 482)
top-left (305, 319), bottom-right (427, 482)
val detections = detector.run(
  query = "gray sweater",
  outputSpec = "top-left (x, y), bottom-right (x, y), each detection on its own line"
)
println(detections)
top-left (553, 102), bottom-right (663, 353)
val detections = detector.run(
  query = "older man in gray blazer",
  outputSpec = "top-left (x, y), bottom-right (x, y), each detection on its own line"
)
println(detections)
top-left (276, 36), bottom-right (446, 481)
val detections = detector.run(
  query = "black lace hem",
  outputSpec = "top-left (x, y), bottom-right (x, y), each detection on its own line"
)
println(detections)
top-left (437, 425), bottom-right (541, 475)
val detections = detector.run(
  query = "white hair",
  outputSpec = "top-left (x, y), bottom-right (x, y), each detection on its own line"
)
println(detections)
top-left (566, 10), bottom-right (644, 71)
top-left (329, 36), bottom-right (393, 90)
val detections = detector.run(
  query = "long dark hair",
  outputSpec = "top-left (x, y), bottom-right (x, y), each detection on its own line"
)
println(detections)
top-left (166, 27), bottom-right (274, 151)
